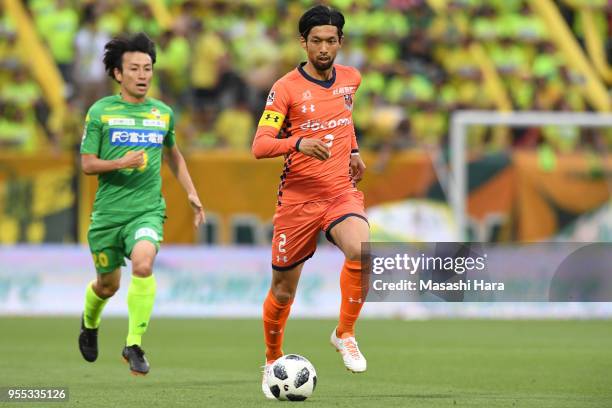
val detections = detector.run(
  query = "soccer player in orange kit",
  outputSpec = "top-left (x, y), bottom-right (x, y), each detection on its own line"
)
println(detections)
top-left (252, 5), bottom-right (369, 399)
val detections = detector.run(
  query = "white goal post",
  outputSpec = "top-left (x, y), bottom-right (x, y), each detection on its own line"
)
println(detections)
top-left (449, 110), bottom-right (612, 241)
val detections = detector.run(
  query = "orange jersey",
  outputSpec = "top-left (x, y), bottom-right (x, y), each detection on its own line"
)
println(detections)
top-left (252, 63), bottom-right (361, 205)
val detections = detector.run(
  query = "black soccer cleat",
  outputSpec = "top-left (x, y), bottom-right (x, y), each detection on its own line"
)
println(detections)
top-left (78, 314), bottom-right (99, 362)
top-left (122, 345), bottom-right (150, 376)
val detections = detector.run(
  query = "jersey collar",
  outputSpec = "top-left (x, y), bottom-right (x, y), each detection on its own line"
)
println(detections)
top-left (297, 62), bottom-right (336, 89)
top-left (116, 94), bottom-right (150, 106)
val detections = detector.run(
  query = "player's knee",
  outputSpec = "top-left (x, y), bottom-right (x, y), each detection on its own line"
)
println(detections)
top-left (343, 242), bottom-right (362, 261)
top-left (132, 259), bottom-right (153, 277)
top-left (98, 281), bottom-right (119, 298)
top-left (271, 285), bottom-right (295, 305)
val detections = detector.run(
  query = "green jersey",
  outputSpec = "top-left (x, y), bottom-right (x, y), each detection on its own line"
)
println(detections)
top-left (80, 95), bottom-right (176, 215)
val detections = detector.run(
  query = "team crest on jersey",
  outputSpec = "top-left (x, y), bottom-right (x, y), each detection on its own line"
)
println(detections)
top-left (150, 108), bottom-right (161, 119)
top-left (302, 90), bottom-right (312, 101)
top-left (266, 91), bottom-right (275, 106)
top-left (143, 119), bottom-right (166, 128)
top-left (344, 94), bottom-right (353, 111)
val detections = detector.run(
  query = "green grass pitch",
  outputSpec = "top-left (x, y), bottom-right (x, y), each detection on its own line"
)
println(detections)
top-left (0, 318), bottom-right (610, 407)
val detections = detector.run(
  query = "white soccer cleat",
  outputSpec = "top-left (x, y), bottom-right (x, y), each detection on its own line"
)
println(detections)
top-left (330, 327), bottom-right (367, 373)
top-left (261, 361), bottom-right (276, 399)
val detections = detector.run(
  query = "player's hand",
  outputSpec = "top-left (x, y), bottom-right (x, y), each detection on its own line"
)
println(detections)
top-left (350, 154), bottom-right (366, 183)
top-left (118, 150), bottom-right (145, 169)
top-left (188, 193), bottom-right (206, 228)
top-left (297, 138), bottom-right (331, 161)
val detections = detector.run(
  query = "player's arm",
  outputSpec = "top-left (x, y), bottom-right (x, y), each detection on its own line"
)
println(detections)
top-left (251, 82), bottom-right (292, 158)
top-left (252, 81), bottom-right (329, 160)
top-left (163, 113), bottom-right (205, 227)
top-left (164, 143), bottom-right (206, 228)
top-left (252, 123), bottom-right (330, 160)
top-left (81, 152), bottom-right (144, 175)
top-left (252, 115), bottom-right (331, 161)
top-left (349, 68), bottom-right (365, 182)
top-left (80, 108), bottom-right (144, 175)
top-left (349, 128), bottom-right (365, 182)
top-left (251, 115), bottom-right (299, 159)
top-left (349, 150), bottom-right (365, 183)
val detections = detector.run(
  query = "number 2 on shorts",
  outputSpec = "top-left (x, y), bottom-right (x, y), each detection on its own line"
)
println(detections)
top-left (278, 233), bottom-right (287, 253)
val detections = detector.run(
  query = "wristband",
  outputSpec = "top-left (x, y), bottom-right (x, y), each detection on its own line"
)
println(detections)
top-left (296, 137), bottom-right (304, 152)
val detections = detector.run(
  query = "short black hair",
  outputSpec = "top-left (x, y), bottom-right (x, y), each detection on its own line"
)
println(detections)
top-left (103, 32), bottom-right (156, 82)
top-left (298, 5), bottom-right (345, 40)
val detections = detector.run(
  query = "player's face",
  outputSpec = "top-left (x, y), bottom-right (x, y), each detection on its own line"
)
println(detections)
top-left (301, 25), bottom-right (342, 72)
top-left (114, 51), bottom-right (153, 102)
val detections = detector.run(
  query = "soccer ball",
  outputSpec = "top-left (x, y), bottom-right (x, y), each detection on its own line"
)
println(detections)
top-left (266, 354), bottom-right (317, 401)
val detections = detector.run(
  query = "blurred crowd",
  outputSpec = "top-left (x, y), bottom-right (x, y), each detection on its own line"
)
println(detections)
top-left (0, 0), bottom-right (610, 156)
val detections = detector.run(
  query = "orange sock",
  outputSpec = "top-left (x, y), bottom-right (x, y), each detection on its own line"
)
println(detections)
top-left (262, 290), bottom-right (293, 362)
top-left (337, 259), bottom-right (366, 338)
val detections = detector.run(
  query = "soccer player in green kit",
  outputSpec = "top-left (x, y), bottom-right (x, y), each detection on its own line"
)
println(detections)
top-left (78, 32), bottom-right (205, 376)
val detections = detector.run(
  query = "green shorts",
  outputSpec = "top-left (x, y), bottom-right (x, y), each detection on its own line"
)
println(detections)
top-left (87, 210), bottom-right (165, 273)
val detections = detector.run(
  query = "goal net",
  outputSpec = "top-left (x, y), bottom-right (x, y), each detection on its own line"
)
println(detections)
top-left (448, 110), bottom-right (612, 241)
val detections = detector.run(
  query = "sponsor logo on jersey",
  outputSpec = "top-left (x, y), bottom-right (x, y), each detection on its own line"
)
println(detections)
top-left (344, 94), bottom-right (353, 111)
top-left (332, 86), bottom-right (355, 95)
top-left (266, 91), bottom-right (276, 106)
top-left (299, 117), bottom-right (352, 131)
top-left (108, 118), bottom-right (136, 126)
top-left (109, 128), bottom-right (164, 147)
top-left (258, 110), bottom-right (285, 130)
top-left (142, 119), bottom-right (166, 128)
top-left (302, 90), bottom-right (312, 100)
top-left (135, 227), bottom-right (159, 241)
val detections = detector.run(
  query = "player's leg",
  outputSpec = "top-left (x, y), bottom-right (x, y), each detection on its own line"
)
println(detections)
top-left (328, 216), bottom-right (369, 336)
top-left (126, 240), bottom-right (157, 347)
top-left (84, 267), bottom-right (121, 328)
top-left (121, 214), bottom-right (164, 375)
top-left (262, 263), bottom-right (305, 399)
top-left (263, 202), bottom-right (321, 398)
top-left (80, 218), bottom-right (126, 363)
top-left (324, 191), bottom-right (370, 372)
top-left (80, 267), bottom-right (122, 362)
top-left (85, 256), bottom-right (123, 325)
top-left (264, 263), bottom-right (305, 363)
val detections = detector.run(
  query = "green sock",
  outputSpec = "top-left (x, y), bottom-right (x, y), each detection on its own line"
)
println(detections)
top-left (126, 275), bottom-right (157, 346)
top-left (83, 282), bottom-right (109, 329)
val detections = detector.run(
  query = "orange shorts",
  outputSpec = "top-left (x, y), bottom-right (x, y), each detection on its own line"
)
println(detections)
top-left (271, 190), bottom-right (368, 271)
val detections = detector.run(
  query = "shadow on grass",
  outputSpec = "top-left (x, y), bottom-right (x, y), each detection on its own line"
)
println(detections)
top-left (148, 380), bottom-right (254, 387)
top-left (324, 393), bottom-right (453, 400)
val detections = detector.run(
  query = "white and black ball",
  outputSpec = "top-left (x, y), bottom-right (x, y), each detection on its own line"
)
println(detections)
top-left (267, 354), bottom-right (317, 401)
